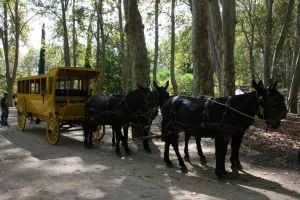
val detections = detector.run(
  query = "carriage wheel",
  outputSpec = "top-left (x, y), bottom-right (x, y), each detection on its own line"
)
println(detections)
top-left (17, 97), bottom-right (26, 131)
top-left (46, 118), bottom-right (60, 145)
top-left (93, 125), bottom-right (105, 141)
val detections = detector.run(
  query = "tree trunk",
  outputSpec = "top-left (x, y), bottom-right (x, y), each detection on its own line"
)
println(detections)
top-left (125, 0), bottom-right (150, 88)
top-left (292, 0), bottom-right (300, 76)
top-left (240, 0), bottom-right (257, 81)
top-left (285, 43), bottom-right (293, 89)
top-left (96, 1), bottom-right (101, 70)
top-left (153, 0), bottom-right (159, 82)
top-left (271, 0), bottom-right (295, 80)
top-left (98, 0), bottom-right (106, 93)
top-left (263, 0), bottom-right (273, 86)
top-left (170, 0), bottom-right (178, 95)
top-left (192, 0), bottom-right (213, 97)
top-left (0, 0), bottom-right (21, 106)
top-left (1, 1), bottom-right (10, 92)
top-left (84, 15), bottom-right (93, 68)
top-left (118, 0), bottom-right (128, 92)
top-left (288, 52), bottom-right (300, 113)
top-left (222, 0), bottom-right (236, 96)
top-left (72, 0), bottom-right (77, 67)
top-left (61, 0), bottom-right (71, 67)
top-left (288, 0), bottom-right (300, 113)
top-left (38, 23), bottom-right (46, 74)
top-left (207, 0), bottom-right (223, 95)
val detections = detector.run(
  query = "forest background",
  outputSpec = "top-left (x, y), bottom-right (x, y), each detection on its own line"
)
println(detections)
top-left (0, 0), bottom-right (300, 113)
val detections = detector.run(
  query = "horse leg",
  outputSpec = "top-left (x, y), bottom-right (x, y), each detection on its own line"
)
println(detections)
top-left (230, 132), bottom-right (244, 172)
top-left (195, 136), bottom-right (207, 164)
top-left (115, 127), bottom-right (122, 156)
top-left (122, 124), bottom-right (131, 155)
top-left (172, 137), bottom-right (188, 173)
top-left (214, 135), bottom-right (229, 179)
top-left (184, 133), bottom-right (191, 162)
top-left (164, 140), bottom-right (173, 168)
top-left (83, 124), bottom-right (89, 147)
top-left (111, 126), bottom-right (116, 147)
top-left (88, 126), bottom-right (95, 148)
top-left (142, 127), bottom-right (151, 153)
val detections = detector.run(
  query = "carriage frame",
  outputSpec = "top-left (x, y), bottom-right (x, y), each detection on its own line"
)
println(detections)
top-left (16, 67), bottom-right (104, 144)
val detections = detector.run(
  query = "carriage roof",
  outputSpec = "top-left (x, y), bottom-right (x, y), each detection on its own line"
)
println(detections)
top-left (17, 67), bottom-right (101, 81)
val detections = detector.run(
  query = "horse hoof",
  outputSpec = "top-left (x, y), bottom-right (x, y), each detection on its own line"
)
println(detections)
top-left (215, 170), bottom-right (229, 180)
top-left (200, 157), bottom-right (207, 165)
top-left (230, 169), bottom-right (239, 178)
top-left (166, 162), bottom-right (174, 168)
top-left (231, 163), bottom-right (243, 171)
top-left (184, 156), bottom-right (190, 162)
top-left (181, 167), bottom-right (188, 174)
top-left (125, 149), bottom-right (132, 155)
top-left (144, 148), bottom-right (152, 153)
top-left (116, 149), bottom-right (122, 156)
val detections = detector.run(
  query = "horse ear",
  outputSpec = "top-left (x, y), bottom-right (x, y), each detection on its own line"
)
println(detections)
top-left (153, 81), bottom-right (159, 90)
top-left (165, 80), bottom-right (169, 90)
top-left (252, 80), bottom-right (266, 94)
top-left (269, 79), bottom-right (273, 87)
top-left (258, 80), bottom-right (264, 89)
top-left (269, 80), bottom-right (278, 90)
top-left (252, 80), bottom-right (259, 91)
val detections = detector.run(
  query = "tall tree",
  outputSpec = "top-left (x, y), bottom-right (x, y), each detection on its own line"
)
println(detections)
top-left (288, 0), bottom-right (300, 113)
top-left (72, 0), bottom-right (77, 67)
top-left (222, 0), bottom-right (236, 96)
top-left (38, 23), bottom-right (46, 74)
top-left (263, 0), bottom-right (273, 85)
top-left (153, 0), bottom-right (160, 82)
top-left (119, 0), bottom-right (135, 92)
top-left (271, 0), bottom-right (295, 80)
top-left (207, 0), bottom-right (223, 95)
top-left (97, 0), bottom-right (106, 93)
top-left (84, 14), bottom-right (93, 68)
top-left (117, 0), bottom-right (127, 92)
top-left (170, 0), bottom-right (178, 95)
top-left (60, 0), bottom-right (71, 67)
top-left (0, 0), bottom-right (21, 105)
top-left (124, 0), bottom-right (150, 88)
top-left (192, 0), bottom-right (213, 96)
top-left (239, 0), bottom-right (257, 81)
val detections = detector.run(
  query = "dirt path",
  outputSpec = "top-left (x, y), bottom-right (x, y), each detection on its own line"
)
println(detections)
top-left (0, 108), bottom-right (300, 200)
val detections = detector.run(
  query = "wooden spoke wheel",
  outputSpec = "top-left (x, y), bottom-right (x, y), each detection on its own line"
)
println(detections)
top-left (46, 118), bottom-right (60, 145)
top-left (92, 125), bottom-right (105, 141)
top-left (17, 97), bottom-right (26, 131)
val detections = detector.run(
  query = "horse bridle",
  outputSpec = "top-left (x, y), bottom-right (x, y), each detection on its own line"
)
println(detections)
top-left (256, 92), bottom-right (285, 121)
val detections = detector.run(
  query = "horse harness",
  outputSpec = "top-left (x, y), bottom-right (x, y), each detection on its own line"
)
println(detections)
top-left (167, 96), bottom-right (256, 135)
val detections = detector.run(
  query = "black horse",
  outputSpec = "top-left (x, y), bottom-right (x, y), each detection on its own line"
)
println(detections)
top-left (153, 81), bottom-right (208, 164)
top-left (160, 80), bottom-right (287, 179)
top-left (83, 86), bottom-right (158, 155)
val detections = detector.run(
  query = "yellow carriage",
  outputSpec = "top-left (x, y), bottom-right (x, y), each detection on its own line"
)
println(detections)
top-left (16, 67), bottom-right (104, 144)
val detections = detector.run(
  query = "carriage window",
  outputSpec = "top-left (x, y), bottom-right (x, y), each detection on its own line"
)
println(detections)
top-left (48, 78), bottom-right (53, 95)
top-left (41, 78), bottom-right (46, 94)
top-left (89, 79), bottom-right (96, 95)
top-left (30, 80), bottom-right (35, 94)
top-left (18, 81), bottom-right (22, 93)
top-left (71, 79), bottom-right (82, 90)
top-left (35, 79), bottom-right (40, 94)
top-left (25, 80), bottom-right (29, 94)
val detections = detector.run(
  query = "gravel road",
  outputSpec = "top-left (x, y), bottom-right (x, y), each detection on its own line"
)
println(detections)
top-left (0, 107), bottom-right (300, 200)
